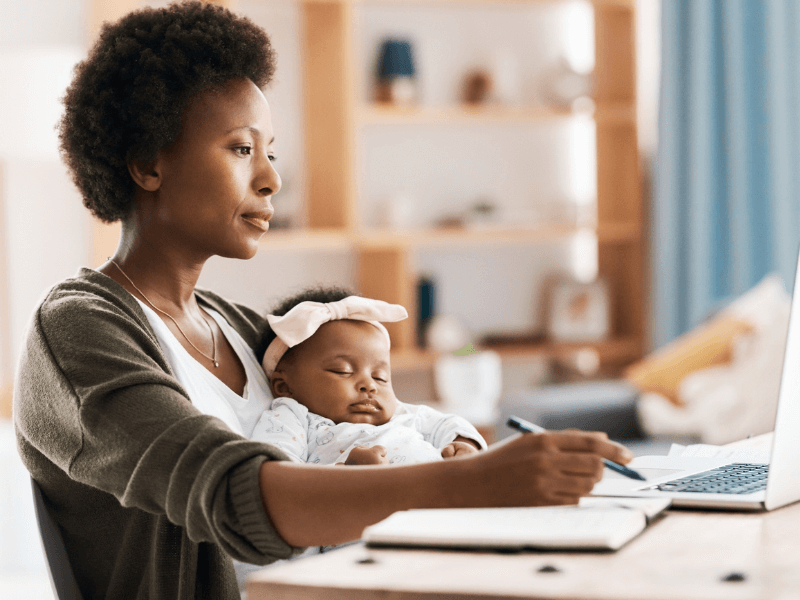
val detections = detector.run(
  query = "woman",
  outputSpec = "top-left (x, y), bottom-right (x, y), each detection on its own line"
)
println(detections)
top-left (13, 3), bottom-right (632, 599)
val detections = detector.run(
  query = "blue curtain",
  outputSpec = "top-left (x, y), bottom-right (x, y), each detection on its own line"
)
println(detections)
top-left (653, 0), bottom-right (800, 347)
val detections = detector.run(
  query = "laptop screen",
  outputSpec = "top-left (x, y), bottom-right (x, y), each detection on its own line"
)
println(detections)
top-left (766, 246), bottom-right (800, 510)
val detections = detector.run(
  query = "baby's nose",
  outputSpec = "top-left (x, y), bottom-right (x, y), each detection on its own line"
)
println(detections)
top-left (358, 379), bottom-right (377, 392)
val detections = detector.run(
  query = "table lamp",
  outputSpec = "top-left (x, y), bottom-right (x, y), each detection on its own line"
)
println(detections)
top-left (375, 38), bottom-right (416, 105)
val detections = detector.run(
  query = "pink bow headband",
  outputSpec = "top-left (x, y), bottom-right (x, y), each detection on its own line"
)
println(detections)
top-left (261, 296), bottom-right (409, 377)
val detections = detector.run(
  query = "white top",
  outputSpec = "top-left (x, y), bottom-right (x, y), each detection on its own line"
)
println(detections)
top-left (252, 397), bottom-right (487, 465)
top-left (133, 297), bottom-right (277, 595)
top-left (133, 297), bottom-right (273, 438)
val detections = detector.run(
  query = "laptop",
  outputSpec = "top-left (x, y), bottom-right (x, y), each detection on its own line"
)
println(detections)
top-left (592, 247), bottom-right (800, 511)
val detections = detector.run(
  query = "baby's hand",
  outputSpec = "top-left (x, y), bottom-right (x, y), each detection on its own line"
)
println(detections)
top-left (441, 439), bottom-right (480, 459)
top-left (343, 445), bottom-right (389, 466)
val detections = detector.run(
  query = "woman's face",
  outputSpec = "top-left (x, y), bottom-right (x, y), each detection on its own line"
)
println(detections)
top-left (146, 77), bottom-right (280, 260)
top-left (272, 320), bottom-right (399, 425)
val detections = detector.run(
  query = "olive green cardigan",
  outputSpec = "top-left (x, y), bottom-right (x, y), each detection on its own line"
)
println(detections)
top-left (14, 268), bottom-right (303, 599)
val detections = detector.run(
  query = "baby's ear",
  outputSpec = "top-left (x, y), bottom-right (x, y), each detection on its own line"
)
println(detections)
top-left (269, 371), bottom-right (292, 398)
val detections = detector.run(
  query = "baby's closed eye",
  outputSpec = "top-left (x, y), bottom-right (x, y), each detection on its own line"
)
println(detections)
top-left (328, 369), bottom-right (353, 376)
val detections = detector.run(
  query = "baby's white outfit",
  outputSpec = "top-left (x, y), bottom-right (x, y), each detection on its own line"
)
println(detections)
top-left (251, 397), bottom-right (487, 464)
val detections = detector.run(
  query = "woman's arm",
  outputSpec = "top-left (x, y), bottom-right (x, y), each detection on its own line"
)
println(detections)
top-left (259, 429), bottom-right (632, 547)
top-left (18, 277), bottom-right (300, 563)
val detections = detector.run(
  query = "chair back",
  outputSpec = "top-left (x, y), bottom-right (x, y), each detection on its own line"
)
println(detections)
top-left (30, 477), bottom-right (82, 600)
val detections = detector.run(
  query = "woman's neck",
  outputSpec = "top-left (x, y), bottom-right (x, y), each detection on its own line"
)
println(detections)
top-left (100, 218), bottom-right (206, 314)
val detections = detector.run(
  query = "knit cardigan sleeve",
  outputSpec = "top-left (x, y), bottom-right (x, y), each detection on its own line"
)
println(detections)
top-left (14, 270), bottom-right (301, 564)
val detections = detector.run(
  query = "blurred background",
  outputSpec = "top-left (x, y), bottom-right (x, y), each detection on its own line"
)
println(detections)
top-left (5, 0), bottom-right (800, 597)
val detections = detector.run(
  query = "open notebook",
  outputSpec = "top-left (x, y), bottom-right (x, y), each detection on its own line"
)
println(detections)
top-left (363, 497), bottom-right (670, 552)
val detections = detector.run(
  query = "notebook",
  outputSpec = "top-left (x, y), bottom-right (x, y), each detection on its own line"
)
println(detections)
top-left (592, 246), bottom-right (800, 511)
top-left (362, 497), bottom-right (670, 552)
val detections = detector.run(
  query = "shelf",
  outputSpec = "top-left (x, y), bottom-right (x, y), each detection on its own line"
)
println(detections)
top-left (257, 228), bottom-right (353, 251)
top-left (596, 222), bottom-right (642, 244)
top-left (359, 103), bottom-right (635, 126)
top-left (390, 336), bottom-right (643, 372)
top-left (360, 104), bottom-right (572, 125)
top-left (258, 222), bottom-right (641, 251)
top-left (301, 0), bottom-right (635, 9)
top-left (358, 224), bottom-right (582, 248)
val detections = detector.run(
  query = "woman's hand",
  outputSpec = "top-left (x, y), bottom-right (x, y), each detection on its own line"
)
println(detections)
top-left (343, 445), bottom-right (389, 466)
top-left (459, 430), bottom-right (633, 507)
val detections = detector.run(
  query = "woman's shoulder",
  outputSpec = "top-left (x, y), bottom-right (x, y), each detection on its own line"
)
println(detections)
top-left (38, 267), bottom-right (143, 325)
top-left (19, 269), bottom-right (175, 399)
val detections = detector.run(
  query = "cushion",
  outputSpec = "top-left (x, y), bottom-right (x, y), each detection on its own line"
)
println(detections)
top-left (624, 316), bottom-right (753, 406)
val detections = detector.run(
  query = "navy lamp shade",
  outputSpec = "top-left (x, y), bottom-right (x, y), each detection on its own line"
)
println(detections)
top-left (377, 39), bottom-right (416, 79)
top-left (375, 39), bottom-right (417, 104)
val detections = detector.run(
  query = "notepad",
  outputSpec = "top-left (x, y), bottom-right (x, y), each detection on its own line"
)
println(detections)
top-left (363, 498), bottom-right (670, 552)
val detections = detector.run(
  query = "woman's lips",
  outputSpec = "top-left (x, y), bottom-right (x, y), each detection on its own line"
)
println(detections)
top-left (241, 215), bottom-right (270, 232)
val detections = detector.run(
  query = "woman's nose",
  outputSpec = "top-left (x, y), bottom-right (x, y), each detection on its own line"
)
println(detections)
top-left (256, 152), bottom-right (281, 197)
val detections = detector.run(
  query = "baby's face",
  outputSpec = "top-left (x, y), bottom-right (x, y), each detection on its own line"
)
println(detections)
top-left (271, 320), bottom-right (398, 425)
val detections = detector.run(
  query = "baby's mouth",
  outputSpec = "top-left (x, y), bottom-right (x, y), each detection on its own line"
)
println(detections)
top-left (350, 399), bottom-right (380, 412)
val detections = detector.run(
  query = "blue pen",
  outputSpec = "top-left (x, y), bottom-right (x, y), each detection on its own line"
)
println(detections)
top-left (507, 416), bottom-right (646, 482)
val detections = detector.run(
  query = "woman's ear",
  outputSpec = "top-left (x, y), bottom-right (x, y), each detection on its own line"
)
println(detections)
top-left (127, 158), bottom-right (162, 192)
top-left (269, 370), bottom-right (292, 398)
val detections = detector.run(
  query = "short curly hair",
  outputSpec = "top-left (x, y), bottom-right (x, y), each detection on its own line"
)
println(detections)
top-left (58, 1), bottom-right (276, 223)
top-left (256, 285), bottom-right (357, 364)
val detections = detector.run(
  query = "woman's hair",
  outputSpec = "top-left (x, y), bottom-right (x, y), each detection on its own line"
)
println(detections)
top-left (256, 285), bottom-right (356, 363)
top-left (58, 1), bottom-right (276, 223)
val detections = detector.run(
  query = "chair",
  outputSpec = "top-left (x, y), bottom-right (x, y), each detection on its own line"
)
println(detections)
top-left (30, 477), bottom-right (82, 600)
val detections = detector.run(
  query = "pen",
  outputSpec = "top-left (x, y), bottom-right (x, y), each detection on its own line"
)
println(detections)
top-left (507, 416), bottom-right (646, 482)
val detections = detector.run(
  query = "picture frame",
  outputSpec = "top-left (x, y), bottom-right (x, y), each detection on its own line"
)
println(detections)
top-left (544, 276), bottom-right (611, 343)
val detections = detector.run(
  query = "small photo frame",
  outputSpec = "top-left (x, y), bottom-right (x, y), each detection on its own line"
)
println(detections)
top-left (544, 276), bottom-right (611, 343)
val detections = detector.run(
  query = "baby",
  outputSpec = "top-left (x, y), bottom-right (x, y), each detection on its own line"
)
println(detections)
top-left (252, 287), bottom-right (486, 465)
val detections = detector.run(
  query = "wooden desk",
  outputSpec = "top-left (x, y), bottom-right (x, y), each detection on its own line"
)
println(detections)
top-left (248, 436), bottom-right (800, 600)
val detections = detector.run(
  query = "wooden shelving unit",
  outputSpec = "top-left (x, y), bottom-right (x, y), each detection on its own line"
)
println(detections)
top-left (90, 0), bottom-right (644, 373)
top-left (359, 103), bottom-right (635, 125)
top-left (390, 335), bottom-right (642, 372)
top-left (299, 0), bottom-right (644, 370)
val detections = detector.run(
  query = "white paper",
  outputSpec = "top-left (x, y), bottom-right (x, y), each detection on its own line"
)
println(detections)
top-left (667, 443), bottom-right (770, 464)
top-left (579, 496), bottom-right (671, 519)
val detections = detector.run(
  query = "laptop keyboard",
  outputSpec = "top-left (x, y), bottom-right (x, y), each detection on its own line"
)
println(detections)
top-left (656, 463), bottom-right (768, 495)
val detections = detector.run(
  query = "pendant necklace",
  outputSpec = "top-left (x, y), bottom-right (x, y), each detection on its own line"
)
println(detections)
top-left (108, 258), bottom-right (219, 368)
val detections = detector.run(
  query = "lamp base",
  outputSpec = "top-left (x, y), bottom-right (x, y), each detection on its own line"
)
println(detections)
top-left (375, 77), bottom-right (416, 106)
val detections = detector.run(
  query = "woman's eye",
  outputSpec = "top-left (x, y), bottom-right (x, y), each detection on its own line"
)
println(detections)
top-left (234, 146), bottom-right (252, 156)
top-left (268, 154), bottom-right (277, 162)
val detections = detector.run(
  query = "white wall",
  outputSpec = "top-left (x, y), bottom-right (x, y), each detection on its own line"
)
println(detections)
top-left (0, 48), bottom-right (89, 397)
top-left (0, 2), bottom-right (90, 591)
top-left (636, 0), bottom-right (661, 157)
top-left (0, 0), bottom-right (85, 46)
top-left (3, 161), bottom-right (88, 363)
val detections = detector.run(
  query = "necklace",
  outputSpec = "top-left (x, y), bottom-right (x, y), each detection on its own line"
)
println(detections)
top-left (108, 258), bottom-right (219, 368)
